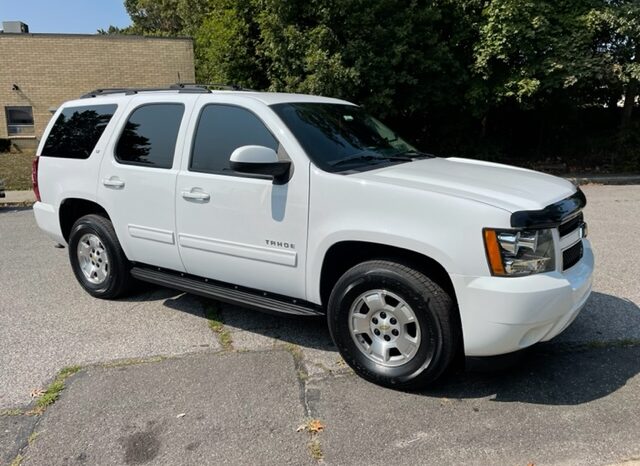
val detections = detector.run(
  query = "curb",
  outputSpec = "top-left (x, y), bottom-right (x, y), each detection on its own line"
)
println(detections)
top-left (0, 190), bottom-right (36, 208)
top-left (565, 175), bottom-right (640, 185)
top-left (0, 201), bottom-right (34, 208)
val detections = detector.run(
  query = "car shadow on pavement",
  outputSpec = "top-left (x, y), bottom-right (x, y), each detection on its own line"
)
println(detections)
top-left (132, 285), bottom-right (640, 405)
top-left (426, 291), bottom-right (640, 405)
top-left (427, 343), bottom-right (640, 406)
top-left (141, 283), bottom-right (336, 351)
top-left (116, 282), bottom-right (184, 305)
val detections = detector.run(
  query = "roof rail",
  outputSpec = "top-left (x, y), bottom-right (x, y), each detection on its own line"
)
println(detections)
top-left (80, 84), bottom-right (212, 99)
top-left (80, 83), bottom-right (255, 99)
top-left (176, 83), bottom-right (256, 92)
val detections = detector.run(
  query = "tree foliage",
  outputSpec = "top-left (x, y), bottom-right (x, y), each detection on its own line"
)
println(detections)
top-left (111, 0), bottom-right (640, 170)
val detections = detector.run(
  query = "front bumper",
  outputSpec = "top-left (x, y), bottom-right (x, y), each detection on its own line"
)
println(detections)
top-left (452, 239), bottom-right (594, 356)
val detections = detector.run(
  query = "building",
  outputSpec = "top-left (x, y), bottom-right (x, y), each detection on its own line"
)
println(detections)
top-left (0, 21), bottom-right (195, 149)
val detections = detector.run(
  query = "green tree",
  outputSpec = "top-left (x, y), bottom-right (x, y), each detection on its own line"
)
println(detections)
top-left (195, 0), bottom-right (268, 88)
top-left (586, 0), bottom-right (640, 129)
top-left (472, 0), bottom-right (600, 109)
top-left (473, 0), bottom-right (640, 131)
top-left (114, 0), bottom-right (640, 169)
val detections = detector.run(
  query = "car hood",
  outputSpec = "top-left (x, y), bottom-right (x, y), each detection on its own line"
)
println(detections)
top-left (352, 157), bottom-right (577, 212)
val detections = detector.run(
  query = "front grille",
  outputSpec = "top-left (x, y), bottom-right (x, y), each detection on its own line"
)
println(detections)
top-left (563, 240), bottom-right (583, 270)
top-left (558, 212), bottom-right (583, 237)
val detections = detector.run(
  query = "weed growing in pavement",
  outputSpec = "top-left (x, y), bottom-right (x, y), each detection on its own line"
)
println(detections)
top-left (309, 438), bottom-right (323, 461)
top-left (30, 365), bottom-right (81, 414)
top-left (28, 431), bottom-right (39, 445)
top-left (0, 408), bottom-right (24, 416)
top-left (204, 303), bottom-right (233, 350)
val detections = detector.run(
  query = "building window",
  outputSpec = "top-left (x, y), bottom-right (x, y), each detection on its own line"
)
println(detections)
top-left (5, 106), bottom-right (35, 136)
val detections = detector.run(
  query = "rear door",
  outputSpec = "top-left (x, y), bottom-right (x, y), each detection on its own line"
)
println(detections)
top-left (97, 94), bottom-right (196, 271)
top-left (175, 97), bottom-right (310, 299)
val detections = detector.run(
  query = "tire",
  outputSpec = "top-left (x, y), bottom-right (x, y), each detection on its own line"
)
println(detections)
top-left (327, 260), bottom-right (458, 389)
top-left (68, 214), bottom-right (133, 299)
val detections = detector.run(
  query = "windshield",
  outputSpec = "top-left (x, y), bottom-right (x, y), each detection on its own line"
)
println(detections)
top-left (270, 103), bottom-right (422, 172)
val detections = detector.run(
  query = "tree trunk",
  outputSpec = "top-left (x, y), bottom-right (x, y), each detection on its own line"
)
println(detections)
top-left (621, 81), bottom-right (636, 131)
top-left (480, 114), bottom-right (488, 138)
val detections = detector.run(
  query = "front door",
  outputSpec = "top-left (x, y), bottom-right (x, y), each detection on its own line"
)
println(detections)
top-left (175, 101), bottom-right (309, 299)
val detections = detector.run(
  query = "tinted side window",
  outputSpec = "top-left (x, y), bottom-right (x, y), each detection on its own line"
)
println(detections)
top-left (116, 104), bottom-right (184, 169)
top-left (42, 104), bottom-right (117, 159)
top-left (190, 105), bottom-right (278, 174)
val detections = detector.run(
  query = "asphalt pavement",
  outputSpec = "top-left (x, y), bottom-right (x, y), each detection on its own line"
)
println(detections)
top-left (1, 184), bottom-right (639, 465)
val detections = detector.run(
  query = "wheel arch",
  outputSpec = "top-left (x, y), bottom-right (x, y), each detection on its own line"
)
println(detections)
top-left (318, 240), bottom-right (464, 367)
top-left (319, 241), bottom-right (457, 308)
top-left (59, 198), bottom-right (111, 243)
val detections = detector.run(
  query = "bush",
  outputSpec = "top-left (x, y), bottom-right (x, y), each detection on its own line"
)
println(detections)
top-left (0, 139), bottom-right (10, 153)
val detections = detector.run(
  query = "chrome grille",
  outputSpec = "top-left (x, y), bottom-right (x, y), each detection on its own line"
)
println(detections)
top-left (562, 241), bottom-right (583, 270)
top-left (558, 212), bottom-right (583, 237)
top-left (559, 212), bottom-right (585, 271)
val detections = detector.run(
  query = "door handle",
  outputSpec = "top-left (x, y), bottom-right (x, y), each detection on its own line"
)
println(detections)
top-left (102, 177), bottom-right (125, 189)
top-left (181, 189), bottom-right (210, 202)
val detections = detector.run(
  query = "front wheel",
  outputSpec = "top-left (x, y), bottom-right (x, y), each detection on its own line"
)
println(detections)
top-left (68, 214), bottom-right (133, 299)
top-left (327, 260), bottom-right (458, 389)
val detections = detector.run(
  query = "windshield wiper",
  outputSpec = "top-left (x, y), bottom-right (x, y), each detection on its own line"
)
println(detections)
top-left (394, 149), bottom-right (435, 158)
top-left (331, 153), bottom-right (412, 168)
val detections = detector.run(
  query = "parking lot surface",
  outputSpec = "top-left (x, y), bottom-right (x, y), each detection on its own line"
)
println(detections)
top-left (1, 184), bottom-right (639, 465)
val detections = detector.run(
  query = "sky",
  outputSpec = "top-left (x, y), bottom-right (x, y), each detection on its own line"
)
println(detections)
top-left (0, 0), bottom-right (131, 34)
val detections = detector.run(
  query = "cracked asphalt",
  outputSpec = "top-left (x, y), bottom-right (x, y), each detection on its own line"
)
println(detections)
top-left (1, 184), bottom-right (639, 465)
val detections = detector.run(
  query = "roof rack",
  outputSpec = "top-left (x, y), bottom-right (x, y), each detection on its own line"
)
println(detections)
top-left (177, 83), bottom-right (256, 92)
top-left (80, 83), bottom-right (254, 99)
top-left (80, 84), bottom-right (211, 99)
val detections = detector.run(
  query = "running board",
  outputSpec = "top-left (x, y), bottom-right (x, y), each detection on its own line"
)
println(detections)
top-left (130, 266), bottom-right (324, 317)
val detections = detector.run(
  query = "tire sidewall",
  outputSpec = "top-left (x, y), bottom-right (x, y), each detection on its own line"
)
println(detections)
top-left (328, 266), bottom-right (447, 388)
top-left (68, 217), bottom-right (121, 297)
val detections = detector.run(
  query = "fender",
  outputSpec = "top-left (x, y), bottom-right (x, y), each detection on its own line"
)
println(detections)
top-left (307, 231), bottom-right (456, 304)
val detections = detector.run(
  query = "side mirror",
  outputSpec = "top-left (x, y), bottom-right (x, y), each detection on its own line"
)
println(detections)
top-left (229, 145), bottom-right (291, 184)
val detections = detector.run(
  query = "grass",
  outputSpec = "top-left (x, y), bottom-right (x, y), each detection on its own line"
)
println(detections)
top-left (0, 408), bottom-right (24, 416)
top-left (32, 365), bottom-right (82, 413)
top-left (0, 151), bottom-right (34, 190)
top-left (284, 342), bottom-right (303, 360)
top-left (309, 439), bottom-right (323, 461)
top-left (282, 343), bottom-right (309, 381)
top-left (219, 330), bottom-right (233, 349)
top-left (300, 419), bottom-right (325, 462)
top-left (28, 431), bottom-right (39, 445)
top-left (204, 303), bottom-right (233, 350)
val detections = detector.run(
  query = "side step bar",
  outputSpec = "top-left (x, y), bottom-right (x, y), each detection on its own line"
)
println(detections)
top-left (130, 266), bottom-right (324, 317)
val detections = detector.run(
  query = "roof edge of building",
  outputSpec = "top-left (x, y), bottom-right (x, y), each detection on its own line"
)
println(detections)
top-left (0, 32), bottom-right (193, 41)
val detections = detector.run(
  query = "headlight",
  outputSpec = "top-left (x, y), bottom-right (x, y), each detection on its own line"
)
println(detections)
top-left (483, 228), bottom-right (555, 276)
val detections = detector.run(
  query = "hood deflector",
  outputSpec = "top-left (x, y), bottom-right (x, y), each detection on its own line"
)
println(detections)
top-left (510, 189), bottom-right (587, 229)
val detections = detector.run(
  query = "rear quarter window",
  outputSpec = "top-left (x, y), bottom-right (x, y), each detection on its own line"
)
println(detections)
top-left (42, 104), bottom-right (117, 159)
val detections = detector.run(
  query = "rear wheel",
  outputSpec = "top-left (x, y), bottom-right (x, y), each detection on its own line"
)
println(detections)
top-left (327, 260), bottom-right (458, 389)
top-left (68, 214), bottom-right (133, 299)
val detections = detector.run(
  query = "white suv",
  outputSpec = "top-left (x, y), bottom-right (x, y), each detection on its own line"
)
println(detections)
top-left (33, 85), bottom-right (593, 388)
